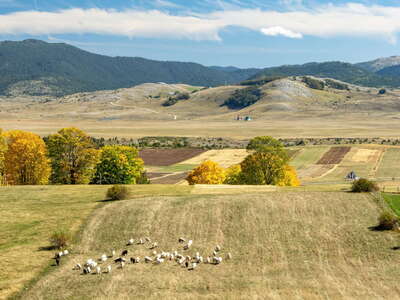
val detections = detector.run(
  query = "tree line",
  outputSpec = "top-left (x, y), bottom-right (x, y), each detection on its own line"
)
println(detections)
top-left (0, 127), bottom-right (147, 185)
top-left (186, 136), bottom-right (300, 186)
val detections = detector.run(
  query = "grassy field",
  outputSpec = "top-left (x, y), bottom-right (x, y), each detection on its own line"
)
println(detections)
top-left (0, 185), bottom-right (194, 300)
top-left (377, 148), bottom-right (400, 179)
top-left (15, 190), bottom-right (400, 299)
top-left (290, 146), bottom-right (329, 169)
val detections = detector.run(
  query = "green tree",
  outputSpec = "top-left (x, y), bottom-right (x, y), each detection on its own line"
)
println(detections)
top-left (92, 145), bottom-right (145, 184)
top-left (241, 136), bottom-right (290, 185)
top-left (46, 127), bottom-right (99, 184)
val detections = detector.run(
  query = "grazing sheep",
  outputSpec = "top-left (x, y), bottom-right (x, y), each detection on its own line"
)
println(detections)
top-left (178, 237), bottom-right (186, 243)
top-left (114, 257), bottom-right (126, 263)
top-left (152, 250), bottom-right (157, 256)
top-left (183, 240), bottom-right (193, 250)
top-left (185, 261), bottom-right (190, 268)
top-left (135, 257), bottom-right (141, 263)
top-left (83, 266), bottom-right (91, 274)
top-left (128, 238), bottom-right (134, 245)
top-left (63, 250), bottom-right (69, 256)
top-left (155, 257), bottom-right (165, 264)
top-left (100, 254), bottom-right (107, 262)
top-left (144, 256), bottom-right (153, 263)
top-left (215, 245), bottom-right (221, 252)
top-left (96, 266), bottom-right (101, 274)
top-left (54, 256), bottom-right (60, 266)
top-left (189, 263), bottom-right (197, 270)
top-left (119, 261), bottom-right (125, 269)
top-left (121, 250), bottom-right (128, 256)
top-left (226, 253), bottom-right (232, 260)
top-left (111, 250), bottom-right (116, 257)
top-left (106, 265), bottom-right (112, 273)
top-left (206, 257), bottom-right (211, 264)
top-left (212, 250), bottom-right (217, 256)
top-left (150, 242), bottom-right (158, 249)
top-left (58, 251), bottom-right (63, 258)
top-left (145, 237), bottom-right (151, 242)
top-left (213, 257), bottom-right (222, 265)
top-left (73, 263), bottom-right (82, 270)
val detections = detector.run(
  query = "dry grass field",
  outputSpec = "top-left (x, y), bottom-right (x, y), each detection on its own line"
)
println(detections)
top-left (16, 191), bottom-right (400, 300)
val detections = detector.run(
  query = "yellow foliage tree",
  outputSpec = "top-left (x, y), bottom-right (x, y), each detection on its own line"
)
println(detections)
top-left (0, 129), bottom-right (7, 184)
top-left (3, 130), bottom-right (50, 185)
top-left (186, 160), bottom-right (226, 185)
top-left (277, 166), bottom-right (301, 187)
top-left (224, 164), bottom-right (242, 185)
top-left (46, 127), bottom-right (100, 184)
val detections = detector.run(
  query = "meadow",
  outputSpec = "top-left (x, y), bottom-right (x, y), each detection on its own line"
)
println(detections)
top-left (11, 190), bottom-right (400, 300)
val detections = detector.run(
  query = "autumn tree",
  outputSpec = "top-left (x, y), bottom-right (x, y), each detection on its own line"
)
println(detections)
top-left (240, 136), bottom-right (291, 185)
top-left (92, 145), bottom-right (145, 184)
top-left (0, 129), bottom-right (6, 184)
top-left (46, 127), bottom-right (99, 184)
top-left (3, 130), bottom-right (50, 185)
top-left (186, 160), bottom-right (226, 185)
top-left (277, 165), bottom-right (301, 187)
top-left (224, 164), bottom-right (242, 185)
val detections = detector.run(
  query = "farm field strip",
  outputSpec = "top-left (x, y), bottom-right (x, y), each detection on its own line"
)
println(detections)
top-left (178, 149), bottom-right (248, 168)
top-left (20, 192), bottom-right (400, 299)
top-left (290, 146), bottom-right (330, 170)
top-left (139, 148), bottom-right (206, 166)
top-left (317, 146), bottom-right (351, 165)
top-left (376, 148), bottom-right (400, 179)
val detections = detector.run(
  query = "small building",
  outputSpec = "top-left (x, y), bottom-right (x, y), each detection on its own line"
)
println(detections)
top-left (345, 171), bottom-right (359, 181)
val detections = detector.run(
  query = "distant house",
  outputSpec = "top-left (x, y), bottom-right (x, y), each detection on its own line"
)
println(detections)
top-left (346, 171), bottom-right (359, 180)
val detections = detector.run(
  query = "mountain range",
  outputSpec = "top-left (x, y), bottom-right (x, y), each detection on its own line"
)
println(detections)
top-left (1, 39), bottom-right (400, 96)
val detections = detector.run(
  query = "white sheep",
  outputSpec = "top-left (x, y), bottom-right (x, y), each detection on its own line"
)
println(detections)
top-left (100, 254), bottom-right (107, 262)
top-left (189, 263), bottom-right (197, 270)
top-left (63, 249), bottom-right (69, 255)
top-left (155, 257), bottom-right (165, 264)
top-left (213, 257), bottom-right (222, 265)
top-left (73, 263), bottom-right (82, 270)
top-left (83, 266), bottom-right (91, 274)
top-left (226, 253), bottom-right (232, 260)
top-left (215, 245), bottom-right (221, 252)
top-left (111, 250), bottom-right (116, 257)
top-left (128, 238), bottom-right (134, 245)
top-left (96, 266), bottom-right (101, 274)
top-left (206, 257), bottom-right (211, 264)
top-left (152, 250), bottom-right (157, 256)
top-left (106, 265), bottom-right (112, 273)
top-left (150, 242), bottom-right (158, 249)
top-left (212, 250), bottom-right (217, 256)
top-left (144, 256), bottom-right (153, 263)
top-left (135, 257), bottom-right (141, 263)
top-left (119, 261), bottom-right (125, 269)
top-left (178, 237), bottom-right (186, 243)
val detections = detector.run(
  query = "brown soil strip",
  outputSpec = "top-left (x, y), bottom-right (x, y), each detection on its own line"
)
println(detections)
top-left (139, 148), bottom-right (206, 166)
top-left (317, 147), bottom-right (351, 165)
top-left (150, 172), bottom-right (188, 184)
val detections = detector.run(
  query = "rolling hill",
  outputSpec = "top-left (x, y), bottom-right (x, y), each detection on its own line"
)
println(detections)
top-left (0, 39), bottom-right (254, 97)
top-left (250, 61), bottom-right (400, 88)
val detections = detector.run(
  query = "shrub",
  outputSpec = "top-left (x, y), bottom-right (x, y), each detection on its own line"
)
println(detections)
top-left (377, 210), bottom-right (399, 230)
top-left (49, 228), bottom-right (71, 249)
top-left (106, 184), bottom-right (130, 200)
top-left (222, 86), bottom-right (262, 109)
top-left (302, 76), bottom-right (325, 90)
top-left (186, 160), bottom-right (226, 185)
top-left (351, 178), bottom-right (379, 192)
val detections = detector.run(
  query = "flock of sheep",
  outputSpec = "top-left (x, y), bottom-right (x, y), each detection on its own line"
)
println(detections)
top-left (54, 237), bottom-right (232, 275)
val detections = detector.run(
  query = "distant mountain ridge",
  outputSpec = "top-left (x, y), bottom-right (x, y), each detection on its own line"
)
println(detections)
top-left (0, 39), bottom-right (255, 96)
top-left (1, 39), bottom-right (400, 96)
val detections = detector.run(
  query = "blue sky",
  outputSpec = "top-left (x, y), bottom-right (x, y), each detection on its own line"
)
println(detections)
top-left (0, 0), bottom-right (400, 68)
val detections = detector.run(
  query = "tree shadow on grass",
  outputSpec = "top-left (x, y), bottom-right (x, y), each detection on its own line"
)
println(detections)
top-left (368, 225), bottom-right (390, 232)
top-left (38, 245), bottom-right (58, 251)
top-left (391, 246), bottom-right (400, 251)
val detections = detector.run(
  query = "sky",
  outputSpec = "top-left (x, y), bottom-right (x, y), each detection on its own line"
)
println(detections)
top-left (0, 0), bottom-right (400, 68)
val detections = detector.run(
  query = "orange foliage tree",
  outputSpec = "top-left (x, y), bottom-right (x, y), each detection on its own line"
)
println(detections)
top-left (0, 129), bottom-right (7, 184)
top-left (224, 164), bottom-right (242, 184)
top-left (3, 130), bottom-right (50, 185)
top-left (186, 160), bottom-right (226, 185)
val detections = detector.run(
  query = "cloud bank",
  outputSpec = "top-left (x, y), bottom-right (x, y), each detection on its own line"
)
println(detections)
top-left (0, 3), bottom-right (400, 42)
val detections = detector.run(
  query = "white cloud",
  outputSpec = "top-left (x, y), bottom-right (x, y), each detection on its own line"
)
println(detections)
top-left (0, 3), bottom-right (400, 43)
top-left (261, 26), bottom-right (302, 39)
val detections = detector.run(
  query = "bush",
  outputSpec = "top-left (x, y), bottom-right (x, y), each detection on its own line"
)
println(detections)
top-left (223, 86), bottom-right (262, 109)
top-left (162, 92), bottom-right (190, 106)
top-left (302, 76), bottom-right (325, 90)
top-left (377, 210), bottom-right (399, 230)
top-left (49, 228), bottom-right (71, 249)
top-left (351, 178), bottom-right (379, 192)
top-left (106, 184), bottom-right (130, 200)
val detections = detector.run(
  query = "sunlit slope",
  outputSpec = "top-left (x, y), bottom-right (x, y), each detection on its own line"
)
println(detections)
top-left (23, 192), bottom-right (400, 299)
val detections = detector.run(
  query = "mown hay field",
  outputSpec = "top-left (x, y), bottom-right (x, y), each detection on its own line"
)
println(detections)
top-left (17, 191), bottom-right (400, 300)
